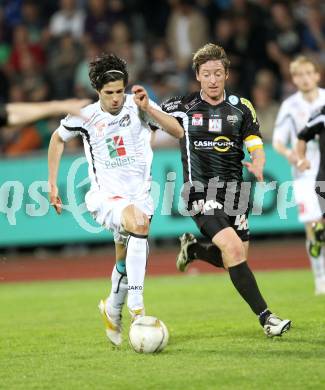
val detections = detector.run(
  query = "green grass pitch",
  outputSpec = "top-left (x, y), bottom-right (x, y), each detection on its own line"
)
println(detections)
top-left (1, 270), bottom-right (325, 390)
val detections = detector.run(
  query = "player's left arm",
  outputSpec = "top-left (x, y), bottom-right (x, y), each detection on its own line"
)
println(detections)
top-left (5, 99), bottom-right (90, 127)
top-left (132, 85), bottom-right (184, 139)
top-left (296, 106), bottom-right (325, 171)
top-left (241, 98), bottom-right (264, 181)
top-left (243, 147), bottom-right (265, 182)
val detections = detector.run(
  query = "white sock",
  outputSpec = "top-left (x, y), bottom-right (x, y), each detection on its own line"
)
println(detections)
top-left (306, 240), bottom-right (325, 283)
top-left (126, 235), bottom-right (148, 311)
top-left (106, 265), bottom-right (128, 315)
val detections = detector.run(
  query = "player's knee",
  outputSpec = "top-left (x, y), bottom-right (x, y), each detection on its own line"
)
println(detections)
top-left (127, 215), bottom-right (149, 236)
top-left (220, 242), bottom-right (244, 262)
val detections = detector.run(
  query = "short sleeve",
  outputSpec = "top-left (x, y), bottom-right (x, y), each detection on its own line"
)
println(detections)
top-left (56, 114), bottom-right (82, 142)
top-left (240, 98), bottom-right (263, 152)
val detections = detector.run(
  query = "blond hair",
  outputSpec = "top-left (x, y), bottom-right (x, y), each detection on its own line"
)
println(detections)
top-left (289, 55), bottom-right (319, 75)
top-left (192, 43), bottom-right (230, 73)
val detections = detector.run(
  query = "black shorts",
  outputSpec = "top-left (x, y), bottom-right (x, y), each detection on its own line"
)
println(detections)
top-left (192, 208), bottom-right (249, 241)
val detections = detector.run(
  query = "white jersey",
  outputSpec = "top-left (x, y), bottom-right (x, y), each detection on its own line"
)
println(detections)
top-left (57, 94), bottom-right (160, 199)
top-left (273, 88), bottom-right (325, 179)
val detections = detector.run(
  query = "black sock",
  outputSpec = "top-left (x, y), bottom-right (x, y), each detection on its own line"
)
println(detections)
top-left (258, 308), bottom-right (272, 326)
top-left (188, 241), bottom-right (224, 268)
top-left (228, 261), bottom-right (267, 316)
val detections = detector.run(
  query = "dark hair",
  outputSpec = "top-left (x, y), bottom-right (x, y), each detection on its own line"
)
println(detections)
top-left (192, 43), bottom-right (230, 74)
top-left (89, 53), bottom-right (128, 91)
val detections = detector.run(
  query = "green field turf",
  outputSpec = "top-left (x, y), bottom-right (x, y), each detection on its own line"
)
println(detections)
top-left (1, 270), bottom-right (325, 390)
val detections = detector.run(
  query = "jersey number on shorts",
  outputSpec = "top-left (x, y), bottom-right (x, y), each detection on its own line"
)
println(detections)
top-left (234, 215), bottom-right (248, 230)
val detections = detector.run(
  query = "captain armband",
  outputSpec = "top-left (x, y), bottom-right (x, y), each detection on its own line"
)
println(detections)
top-left (244, 135), bottom-right (263, 153)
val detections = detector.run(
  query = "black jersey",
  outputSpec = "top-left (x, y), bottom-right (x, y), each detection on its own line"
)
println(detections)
top-left (298, 105), bottom-right (325, 181)
top-left (161, 92), bottom-right (263, 200)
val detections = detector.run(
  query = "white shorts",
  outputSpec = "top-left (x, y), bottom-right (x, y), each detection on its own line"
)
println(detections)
top-left (85, 190), bottom-right (154, 244)
top-left (293, 178), bottom-right (322, 223)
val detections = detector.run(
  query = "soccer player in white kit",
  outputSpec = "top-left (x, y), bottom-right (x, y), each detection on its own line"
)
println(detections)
top-left (48, 53), bottom-right (183, 345)
top-left (273, 56), bottom-right (325, 295)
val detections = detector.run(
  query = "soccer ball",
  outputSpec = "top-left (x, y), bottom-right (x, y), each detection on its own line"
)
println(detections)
top-left (129, 316), bottom-right (169, 353)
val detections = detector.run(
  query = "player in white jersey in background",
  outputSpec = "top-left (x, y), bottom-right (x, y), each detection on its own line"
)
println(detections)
top-left (48, 53), bottom-right (183, 345)
top-left (272, 56), bottom-right (325, 295)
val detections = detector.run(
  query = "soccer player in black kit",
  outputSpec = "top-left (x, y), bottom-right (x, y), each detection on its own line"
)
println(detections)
top-left (161, 43), bottom-right (291, 337)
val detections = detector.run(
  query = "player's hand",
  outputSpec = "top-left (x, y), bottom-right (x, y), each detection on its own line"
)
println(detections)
top-left (49, 184), bottom-right (63, 215)
top-left (132, 85), bottom-right (149, 111)
top-left (243, 161), bottom-right (264, 182)
top-left (296, 158), bottom-right (310, 172)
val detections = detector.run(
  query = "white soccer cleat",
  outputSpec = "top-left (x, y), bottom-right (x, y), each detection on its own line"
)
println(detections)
top-left (98, 299), bottom-right (122, 346)
top-left (176, 233), bottom-right (197, 272)
top-left (263, 314), bottom-right (291, 337)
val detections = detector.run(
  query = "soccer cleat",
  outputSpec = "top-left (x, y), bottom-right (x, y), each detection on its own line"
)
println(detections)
top-left (176, 233), bottom-right (197, 272)
top-left (98, 299), bottom-right (122, 346)
top-left (129, 307), bottom-right (145, 322)
top-left (312, 222), bottom-right (325, 243)
top-left (309, 240), bottom-right (322, 258)
top-left (263, 314), bottom-right (291, 337)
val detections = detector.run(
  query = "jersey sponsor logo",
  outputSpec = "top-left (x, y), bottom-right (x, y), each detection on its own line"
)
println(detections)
top-left (108, 118), bottom-right (120, 126)
top-left (192, 199), bottom-right (223, 214)
top-left (106, 136), bottom-right (126, 157)
top-left (193, 136), bottom-right (234, 152)
top-left (213, 136), bottom-right (234, 152)
top-left (228, 95), bottom-right (239, 105)
top-left (163, 100), bottom-right (181, 112)
top-left (192, 113), bottom-right (203, 126)
top-left (208, 118), bottom-right (222, 132)
top-left (227, 114), bottom-right (238, 125)
top-left (234, 214), bottom-right (248, 230)
top-left (105, 156), bottom-right (136, 169)
top-left (119, 114), bottom-right (131, 127)
top-left (95, 120), bottom-right (105, 137)
top-left (240, 98), bottom-right (257, 123)
top-left (185, 97), bottom-right (199, 110)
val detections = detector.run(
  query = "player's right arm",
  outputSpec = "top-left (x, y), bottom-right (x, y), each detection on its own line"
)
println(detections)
top-left (48, 130), bottom-right (65, 214)
top-left (272, 102), bottom-right (297, 165)
top-left (132, 85), bottom-right (184, 138)
top-left (48, 114), bottom-right (82, 214)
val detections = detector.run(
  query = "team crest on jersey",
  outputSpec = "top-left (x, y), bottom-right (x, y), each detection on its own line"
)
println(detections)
top-left (119, 114), bottom-right (131, 127)
top-left (228, 95), bottom-right (239, 105)
top-left (192, 113), bottom-right (203, 126)
top-left (208, 118), bottom-right (222, 132)
top-left (106, 136), bottom-right (126, 157)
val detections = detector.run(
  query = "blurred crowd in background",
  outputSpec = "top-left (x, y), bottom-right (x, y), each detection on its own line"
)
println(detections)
top-left (0, 0), bottom-right (324, 155)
